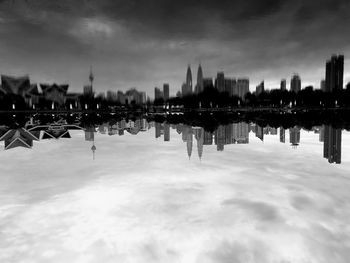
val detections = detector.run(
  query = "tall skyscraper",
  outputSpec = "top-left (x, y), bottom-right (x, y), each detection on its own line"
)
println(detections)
top-left (323, 125), bottom-right (342, 164)
top-left (237, 78), bottom-right (249, 100)
top-left (291, 74), bottom-right (301, 93)
top-left (216, 72), bottom-right (225, 93)
top-left (163, 84), bottom-right (169, 101)
top-left (325, 55), bottom-right (344, 92)
top-left (256, 81), bottom-right (264, 95)
top-left (154, 87), bottom-right (163, 100)
top-left (280, 79), bottom-right (286, 91)
top-left (195, 64), bottom-right (204, 94)
top-left (186, 65), bottom-right (193, 95)
top-left (320, 79), bottom-right (326, 91)
top-left (224, 78), bottom-right (233, 96)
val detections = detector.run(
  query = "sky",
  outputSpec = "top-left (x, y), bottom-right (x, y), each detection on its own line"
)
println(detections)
top-left (0, 0), bottom-right (350, 97)
top-left (1, 128), bottom-right (350, 262)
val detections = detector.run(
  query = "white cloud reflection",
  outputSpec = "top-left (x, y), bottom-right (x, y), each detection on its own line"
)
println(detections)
top-left (0, 129), bottom-right (350, 262)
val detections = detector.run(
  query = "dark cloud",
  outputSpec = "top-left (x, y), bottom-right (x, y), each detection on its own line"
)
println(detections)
top-left (0, 0), bottom-right (350, 95)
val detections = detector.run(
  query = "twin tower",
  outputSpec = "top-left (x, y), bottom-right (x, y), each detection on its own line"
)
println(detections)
top-left (182, 64), bottom-right (204, 96)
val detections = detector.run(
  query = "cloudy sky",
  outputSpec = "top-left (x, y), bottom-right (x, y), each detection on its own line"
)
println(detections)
top-left (0, 0), bottom-right (350, 97)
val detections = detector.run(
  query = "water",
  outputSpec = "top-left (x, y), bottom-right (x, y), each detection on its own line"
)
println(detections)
top-left (1, 114), bottom-right (350, 262)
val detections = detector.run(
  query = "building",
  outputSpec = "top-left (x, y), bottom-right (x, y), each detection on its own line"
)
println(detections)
top-left (0, 75), bottom-right (40, 106)
top-left (154, 87), bottom-right (163, 100)
top-left (185, 65), bottom-right (193, 95)
top-left (320, 79), bottom-right (326, 91)
top-left (203, 78), bottom-right (213, 90)
top-left (40, 83), bottom-right (69, 106)
top-left (107, 90), bottom-right (118, 102)
top-left (323, 125), bottom-right (342, 164)
top-left (325, 55), bottom-right (344, 92)
top-left (290, 74), bottom-right (301, 93)
top-left (216, 72), bottom-right (225, 93)
top-left (195, 64), bottom-right (204, 94)
top-left (280, 79), bottom-right (286, 91)
top-left (163, 84), bottom-right (169, 101)
top-left (256, 81), bottom-right (265, 95)
top-left (237, 78), bottom-right (249, 100)
top-left (83, 85), bottom-right (94, 97)
top-left (225, 78), bottom-right (233, 96)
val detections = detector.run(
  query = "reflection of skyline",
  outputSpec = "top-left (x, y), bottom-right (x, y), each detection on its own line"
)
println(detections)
top-left (0, 115), bottom-right (344, 165)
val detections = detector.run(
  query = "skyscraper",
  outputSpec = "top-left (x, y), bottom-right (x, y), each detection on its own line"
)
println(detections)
top-left (195, 64), bottom-right (204, 94)
top-left (237, 78), bottom-right (249, 100)
top-left (291, 74), bottom-right (301, 93)
top-left (186, 65), bottom-right (192, 95)
top-left (256, 81), bottom-right (264, 95)
top-left (325, 55), bottom-right (344, 92)
top-left (154, 87), bottom-right (163, 100)
top-left (216, 72), bottom-right (225, 93)
top-left (280, 79), bottom-right (286, 91)
top-left (320, 79), bottom-right (326, 91)
top-left (163, 83), bottom-right (169, 101)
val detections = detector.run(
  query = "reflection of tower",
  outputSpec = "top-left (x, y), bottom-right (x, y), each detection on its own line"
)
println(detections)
top-left (194, 128), bottom-right (204, 160)
top-left (280, 127), bottom-right (285, 143)
top-left (187, 127), bottom-right (193, 159)
top-left (323, 125), bottom-right (342, 164)
top-left (289, 127), bottom-right (300, 147)
top-left (91, 139), bottom-right (96, 160)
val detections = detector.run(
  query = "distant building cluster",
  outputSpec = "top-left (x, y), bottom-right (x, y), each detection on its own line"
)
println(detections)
top-left (179, 65), bottom-right (250, 100)
top-left (0, 75), bottom-right (80, 107)
top-left (107, 88), bottom-right (147, 105)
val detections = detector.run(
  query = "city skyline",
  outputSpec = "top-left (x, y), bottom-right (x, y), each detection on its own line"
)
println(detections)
top-left (0, 1), bottom-right (350, 97)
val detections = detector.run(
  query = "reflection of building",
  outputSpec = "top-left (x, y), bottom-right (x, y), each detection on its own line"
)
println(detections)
top-left (280, 127), bottom-right (285, 143)
top-left (203, 131), bottom-right (213, 145)
top-left (85, 126), bottom-right (95, 141)
top-left (215, 125), bottom-right (226, 151)
top-left (255, 125), bottom-right (264, 141)
top-left (0, 128), bottom-right (40, 150)
top-left (289, 127), bottom-right (300, 147)
top-left (194, 127), bottom-right (204, 160)
top-left (323, 125), bottom-right (342, 164)
top-left (164, 124), bottom-right (170, 141)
